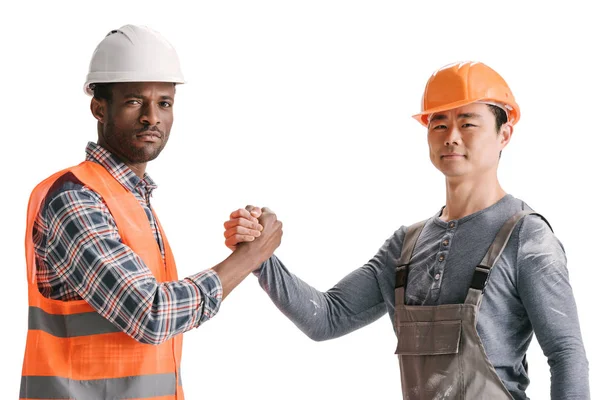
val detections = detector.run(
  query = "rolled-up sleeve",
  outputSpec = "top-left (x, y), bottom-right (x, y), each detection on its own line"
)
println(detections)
top-left (44, 188), bottom-right (223, 345)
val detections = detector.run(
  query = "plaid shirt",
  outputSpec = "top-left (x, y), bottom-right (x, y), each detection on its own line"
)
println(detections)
top-left (32, 142), bottom-right (222, 345)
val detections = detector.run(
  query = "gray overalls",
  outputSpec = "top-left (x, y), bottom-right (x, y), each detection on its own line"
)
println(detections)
top-left (394, 210), bottom-right (549, 399)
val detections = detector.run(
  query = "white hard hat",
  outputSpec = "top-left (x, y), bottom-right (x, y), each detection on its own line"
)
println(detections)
top-left (84, 24), bottom-right (185, 96)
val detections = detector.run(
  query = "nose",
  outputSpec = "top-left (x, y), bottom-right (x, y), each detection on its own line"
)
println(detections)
top-left (140, 103), bottom-right (160, 126)
top-left (444, 124), bottom-right (461, 146)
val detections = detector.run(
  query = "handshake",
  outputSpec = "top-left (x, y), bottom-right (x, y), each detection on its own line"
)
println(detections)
top-left (223, 205), bottom-right (283, 265)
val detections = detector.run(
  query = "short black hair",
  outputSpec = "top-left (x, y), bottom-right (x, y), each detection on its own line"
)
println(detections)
top-left (91, 83), bottom-right (114, 103)
top-left (487, 104), bottom-right (508, 132)
top-left (487, 104), bottom-right (509, 160)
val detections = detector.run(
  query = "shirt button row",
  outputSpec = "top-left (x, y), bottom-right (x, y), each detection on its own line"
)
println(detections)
top-left (449, 221), bottom-right (456, 228)
top-left (438, 255), bottom-right (445, 262)
top-left (434, 273), bottom-right (441, 280)
top-left (442, 239), bottom-right (449, 246)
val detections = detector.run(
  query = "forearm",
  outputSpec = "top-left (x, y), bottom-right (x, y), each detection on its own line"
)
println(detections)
top-left (256, 255), bottom-right (386, 341)
top-left (212, 244), bottom-right (263, 299)
top-left (542, 303), bottom-right (590, 400)
top-left (548, 344), bottom-right (590, 400)
top-left (59, 252), bottom-right (222, 345)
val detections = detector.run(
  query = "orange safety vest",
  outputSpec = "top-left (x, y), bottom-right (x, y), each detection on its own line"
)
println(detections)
top-left (20, 161), bottom-right (184, 400)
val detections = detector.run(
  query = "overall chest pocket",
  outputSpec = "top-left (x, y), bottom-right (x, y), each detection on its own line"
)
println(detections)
top-left (395, 320), bottom-right (462, 356)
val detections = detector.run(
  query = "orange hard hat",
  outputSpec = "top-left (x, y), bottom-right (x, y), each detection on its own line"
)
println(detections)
top-left (413, 61), bottom-right (520, 127)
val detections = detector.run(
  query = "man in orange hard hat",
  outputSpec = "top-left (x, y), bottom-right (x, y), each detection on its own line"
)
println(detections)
top-left (223, 61), bottom-right (590, 399)
top-left (19, 24), bottom-right (282, 399)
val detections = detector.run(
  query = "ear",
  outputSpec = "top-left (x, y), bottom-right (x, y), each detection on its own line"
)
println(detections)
top-left (499, 123), bottom-right (514, 150)
top-left (90, 98), bottom-right (106, 123)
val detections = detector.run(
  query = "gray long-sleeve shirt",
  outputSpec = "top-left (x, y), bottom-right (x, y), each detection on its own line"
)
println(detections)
top-left (256, 195), bottom-right (589, 399)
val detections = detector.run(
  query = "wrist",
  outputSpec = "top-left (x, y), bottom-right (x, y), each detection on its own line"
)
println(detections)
top-left (232, 243), bottom-right (263, 273)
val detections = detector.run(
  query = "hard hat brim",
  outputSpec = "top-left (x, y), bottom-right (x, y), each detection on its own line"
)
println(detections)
top-left (412, 97), bottom-right (520, 127)
top-left (412, 97), bottom-right (487, 127)
top-left (84, 75), bottom-right (185, 96)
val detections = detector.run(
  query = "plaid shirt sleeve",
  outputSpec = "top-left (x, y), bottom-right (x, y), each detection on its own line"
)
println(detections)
top-left (43, 187), bottom-right (223, 345)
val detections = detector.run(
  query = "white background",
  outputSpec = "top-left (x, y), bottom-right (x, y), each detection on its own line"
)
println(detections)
top-left (1, 1), bottom-right (597, 399)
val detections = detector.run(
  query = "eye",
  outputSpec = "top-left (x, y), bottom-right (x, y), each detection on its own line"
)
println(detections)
top-left (126, 100), bottom-right (141, 105)
top-left (462, 123), bottom-right (477, 128)
top-left (431, 124), bottom-right (447, 131)
top-left (159, 101), bottom-right (172, 108)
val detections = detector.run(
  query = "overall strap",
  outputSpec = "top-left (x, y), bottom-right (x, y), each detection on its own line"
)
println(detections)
top-left (465, 210), bottom-right (552, 306)
top-left (395, 220), bottom-right (428, 297)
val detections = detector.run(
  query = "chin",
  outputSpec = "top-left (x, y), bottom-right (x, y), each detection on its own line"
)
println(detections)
top-left (129, 148), bottom-right (164, 163)
top-left (438, 167), bottom-right (467, 178)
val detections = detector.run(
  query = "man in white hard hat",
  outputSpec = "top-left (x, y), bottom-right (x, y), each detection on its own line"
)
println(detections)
top-left (223, 61), bottom-right (590, 399)
top-left (19, 24), bottom-right (278, 400)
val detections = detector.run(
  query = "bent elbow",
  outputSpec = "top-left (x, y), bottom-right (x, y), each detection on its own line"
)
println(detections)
top-left (130, 323), bottom-right (175, 345)
top-left (303, 327), bottom-right (333, 342)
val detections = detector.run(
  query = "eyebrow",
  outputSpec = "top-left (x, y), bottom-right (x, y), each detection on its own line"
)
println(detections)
top-left (457, 112), bottom-right (482, 119)
top-left (430, 112), bottom-right (482, 123)
top-left (430, 114), bottom-right (448, 122)
top-left (123, 93), bottom-right (144, 99)
top-left (122, 93), bottom-right (174, 101)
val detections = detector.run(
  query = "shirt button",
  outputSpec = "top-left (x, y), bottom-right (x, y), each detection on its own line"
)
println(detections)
top-left (438, 255), bottom-right (445, 262)
top-left (442, 239), bottom-right (449, 246)
top-left (435, 273), bottom-right (441, 280)
top-left (449, 222), bottom-right (456, 228)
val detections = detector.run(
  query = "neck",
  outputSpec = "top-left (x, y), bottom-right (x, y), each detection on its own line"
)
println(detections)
top-left (440, 171), bottom-right (506, 221)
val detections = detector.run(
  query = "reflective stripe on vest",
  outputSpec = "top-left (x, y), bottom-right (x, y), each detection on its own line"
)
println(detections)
top-left (28, 306), bottom-right (121, 337)
top-left (21, 373), bottom-right (177, 399)
top-left (20, 161), bottom-right (184, 400)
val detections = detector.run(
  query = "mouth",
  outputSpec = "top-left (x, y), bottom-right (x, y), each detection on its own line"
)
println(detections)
top-left (135, 131), bottom-right (162, 143)
top-left (441, 153), bottom-right (464, 159)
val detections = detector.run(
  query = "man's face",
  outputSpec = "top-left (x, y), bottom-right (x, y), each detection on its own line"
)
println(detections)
top-left (95, 82), bottom-right (175, 165)
top-left (426, 103), bottom-right (511, 179)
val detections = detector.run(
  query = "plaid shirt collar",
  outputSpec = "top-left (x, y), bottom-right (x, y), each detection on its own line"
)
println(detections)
top-left (85, 141), bottom-right (158, 195)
